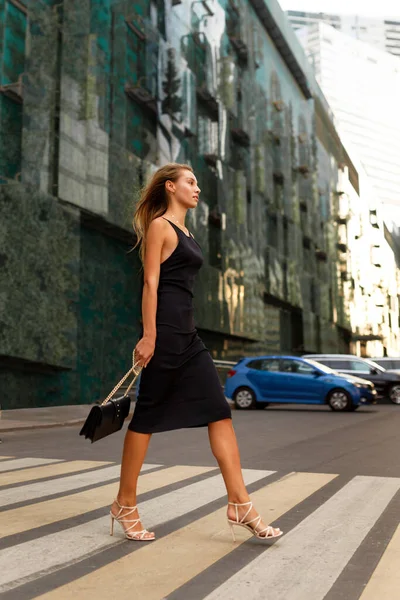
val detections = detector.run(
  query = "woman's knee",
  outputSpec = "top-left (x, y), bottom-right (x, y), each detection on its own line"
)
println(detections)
top-left (209, 418), bottom-right (233, 433)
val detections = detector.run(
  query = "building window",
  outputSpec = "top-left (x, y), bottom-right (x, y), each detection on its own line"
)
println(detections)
top-left (125, 15), bottom-right (159, 114)
top-left (150, 0), bottom-right (166, 38)
top-left (198, 108), bottom-right (219, 164)
top-left (124, 14), bottom-right (159, 161)
top-left (268, 214), bottom-right (278, 248)
top-left (283, 219), bottom-right (289, 256)
top-left (126, 99), bottom-right (157, 161)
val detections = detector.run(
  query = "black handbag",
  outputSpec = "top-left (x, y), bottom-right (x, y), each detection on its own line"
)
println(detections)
top-left (79, 351), bottom-right (142, 443)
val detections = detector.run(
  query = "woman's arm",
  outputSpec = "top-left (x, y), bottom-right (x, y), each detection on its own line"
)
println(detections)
top-left (134, 219), bottom-right (166, 368)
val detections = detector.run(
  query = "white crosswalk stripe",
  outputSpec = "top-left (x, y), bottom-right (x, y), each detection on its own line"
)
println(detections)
top-left (0, 463), bottom-right (159, 508)
top-left (0, 467), bottom-right (272, 592)
top-left (204, 476), bottom-right (400, 600)
top-left (0, 456), bottom-right (398, 600)
top-left (0, 457), bottom-right (62, 473)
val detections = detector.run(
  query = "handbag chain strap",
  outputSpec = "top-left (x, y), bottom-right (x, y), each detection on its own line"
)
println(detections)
top-left (101, 350), bottom-right (142, 406)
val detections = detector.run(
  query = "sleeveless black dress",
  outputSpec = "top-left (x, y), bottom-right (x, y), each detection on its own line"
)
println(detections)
top-left (128, 218), bottom-right (232, 434)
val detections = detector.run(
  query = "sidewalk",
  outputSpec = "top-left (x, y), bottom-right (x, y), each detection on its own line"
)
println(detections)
top-left (0, 397), bottom-right (234, 432)
top-left (0, 405), bottom-right (98, 432)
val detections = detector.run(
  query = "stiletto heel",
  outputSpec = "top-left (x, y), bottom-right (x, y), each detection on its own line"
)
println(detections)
top-left (109, 499), bottom-right (155, 542)
top-left (229, 521), bottom-right (236, 542)
top-left (227, 501), bottom-right (283, 542)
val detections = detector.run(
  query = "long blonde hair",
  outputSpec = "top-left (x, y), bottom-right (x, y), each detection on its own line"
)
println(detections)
top-left (133, 163), bottom-right (193, 263)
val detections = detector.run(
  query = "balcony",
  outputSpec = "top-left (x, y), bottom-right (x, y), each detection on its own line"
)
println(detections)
top-left (338, 259), bottom-right (349, 277)
top-left (273, 99), bottom-right (284, 112)
top-left (332, 192), bottom-right (351, 223)
top-left (299, 197), bottom-right (308, 212)
top-left (208, 206), bottom-right (223, 228)
top-left (296, 164), bottom-right (310, 176)
top-left (230, 113), bottom-right (250, 148)
top-left (203, 153), bottom-right (218, 168)
top-left (340, 271), bottom-right (352, 282)
top-left (125, 16), bottom-right (159, 115)
top-left (196, 85), bottom-right (219, 120)
top-left (315, 248), bottom-right (327, 262)
top-left (226, 1), bottom-right (249, 64)
top-left (371, 247), bottom-right (383, 268)
top-left (369, 209), bottom-right (380, 229)
top-left (182, 32), bottom-right (217, 115)
top-left (198, 116), bottom-right (219, 166)
top-left (125, 82), bottom-right (157, 114)
top-left (0, 75), bottom-right (24, 104)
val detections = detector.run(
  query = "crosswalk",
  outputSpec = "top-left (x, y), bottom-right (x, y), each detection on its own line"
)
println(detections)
top-left (0, 456), bottom-right (399, 599)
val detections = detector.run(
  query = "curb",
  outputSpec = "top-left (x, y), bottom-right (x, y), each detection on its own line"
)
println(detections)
top-left (0, 411), bottom-right (136, 433)
top-left (0, 419), bottom-right (86, 433)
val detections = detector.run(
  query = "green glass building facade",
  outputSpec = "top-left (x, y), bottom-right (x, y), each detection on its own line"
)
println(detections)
top-left (1, 0), bottom-right (398, 408)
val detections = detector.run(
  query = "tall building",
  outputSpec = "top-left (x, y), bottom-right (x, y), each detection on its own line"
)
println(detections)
top-left (295, 21), bottom-right (400, 227)
top-left (287, 10), bottom-right (400, 58)
top-left (1, 0), bottom-right (399, 408)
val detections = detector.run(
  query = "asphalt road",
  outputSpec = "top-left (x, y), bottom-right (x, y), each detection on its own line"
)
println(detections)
top-left (1, 403), bottom-right (399, 599)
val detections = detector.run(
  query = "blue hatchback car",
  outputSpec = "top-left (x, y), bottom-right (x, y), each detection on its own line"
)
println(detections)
top-left (224, 355), bottom-right (377, 411)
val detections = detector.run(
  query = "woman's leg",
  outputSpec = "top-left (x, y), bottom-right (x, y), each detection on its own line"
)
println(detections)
top-left (208, 419), bottom-right (248, 503)
top-left (111, 430), bottom-right (154, 539)
top-left (118, 430), bottom-right (151, 502)
top-left (208, 418), bottom-right (280, 536)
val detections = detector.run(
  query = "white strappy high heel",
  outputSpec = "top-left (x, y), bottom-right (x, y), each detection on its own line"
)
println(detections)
top-left (110, 499), bottom-right (155, 541)
top-left (227, 501), bottom-right (283, 542)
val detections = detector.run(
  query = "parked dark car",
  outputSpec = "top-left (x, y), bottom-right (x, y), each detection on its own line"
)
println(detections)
top-left (224, 355), bottom-right (377, 411)
top-left (370, 357), bottom-right (400, 374)
top-left (304, 354), bottom-right (400, 405)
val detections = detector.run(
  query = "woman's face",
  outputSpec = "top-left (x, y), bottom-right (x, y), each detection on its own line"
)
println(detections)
top-left (167, 169), bottom-right (201, 209)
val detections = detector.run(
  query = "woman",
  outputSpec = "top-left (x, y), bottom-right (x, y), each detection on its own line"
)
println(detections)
top-left (110, 163), bottom-right (282, 543)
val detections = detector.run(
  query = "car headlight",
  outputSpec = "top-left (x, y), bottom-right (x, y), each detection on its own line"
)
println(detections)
top-left (347, 380), bottom-right (362, 388)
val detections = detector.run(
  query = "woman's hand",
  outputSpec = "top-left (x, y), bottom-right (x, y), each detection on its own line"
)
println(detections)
top-left (134, 336), bottom-right (155, 368)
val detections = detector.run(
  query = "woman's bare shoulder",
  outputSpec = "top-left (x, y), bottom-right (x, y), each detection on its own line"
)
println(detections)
top-left (147, 216), bottom-right (169, 237)
top-left (149, 216), bottom-right (169, 230)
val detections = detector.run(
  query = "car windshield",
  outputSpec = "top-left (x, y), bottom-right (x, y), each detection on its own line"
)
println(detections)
top-left (304, 359), bottom-right (336, 374)
top-left (362, 358), bottom-right (386, 372)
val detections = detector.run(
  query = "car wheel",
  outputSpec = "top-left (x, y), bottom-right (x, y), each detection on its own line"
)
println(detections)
top-left (389, 385), bottom-right (400, 404)
top-left (233, 387), bottom-right (257, 410)
top-left (327, 389), bottom-right (352, 411)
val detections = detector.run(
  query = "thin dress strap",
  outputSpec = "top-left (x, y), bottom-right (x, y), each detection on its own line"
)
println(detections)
top-left (162, 217), bottom-right (192, 238)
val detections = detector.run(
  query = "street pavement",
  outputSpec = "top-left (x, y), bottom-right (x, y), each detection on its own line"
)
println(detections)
top-left (0, 403), bottom-right (399, 599)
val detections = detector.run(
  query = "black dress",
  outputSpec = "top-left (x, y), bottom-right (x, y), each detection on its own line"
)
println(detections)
top-left (128, 218), bottom-right (232, 434)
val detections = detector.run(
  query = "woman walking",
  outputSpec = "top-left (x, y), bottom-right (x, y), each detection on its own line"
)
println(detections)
top-left (110, 163), bottom-right (282, 543)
